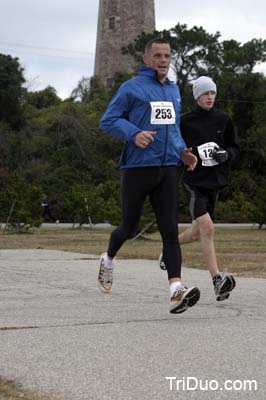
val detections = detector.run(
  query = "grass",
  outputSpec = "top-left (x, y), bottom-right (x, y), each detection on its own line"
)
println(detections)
top-left (1, 225), bottom-right (266, 278)
top-left (0, 376), bottom-right (61, 400)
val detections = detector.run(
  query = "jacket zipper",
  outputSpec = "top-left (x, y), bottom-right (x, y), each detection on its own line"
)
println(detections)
top-left (161, 84), bottom-right (168, 165)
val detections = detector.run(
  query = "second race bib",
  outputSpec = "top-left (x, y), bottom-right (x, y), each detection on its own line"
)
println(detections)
top-left (197, 142), bottom-right (219, 167)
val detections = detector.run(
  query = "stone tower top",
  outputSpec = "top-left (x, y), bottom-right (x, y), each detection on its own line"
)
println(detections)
top-left (94, 0), bottom-right (156, 86)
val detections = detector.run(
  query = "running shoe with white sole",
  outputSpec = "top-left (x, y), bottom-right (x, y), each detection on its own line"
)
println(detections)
top-left (170, 285), bottom-right (200, 314)
top-left (213, 273), bottom-right (236, 301)
top-left (98, 253), bottom-right (113, 293)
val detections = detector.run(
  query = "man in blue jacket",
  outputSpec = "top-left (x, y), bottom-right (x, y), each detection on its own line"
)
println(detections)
top-left (98, 38), bottom-right (200, 314)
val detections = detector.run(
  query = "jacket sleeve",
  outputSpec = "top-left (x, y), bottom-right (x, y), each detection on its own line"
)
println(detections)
top-left (224, 117), bottom-right (240, 162)
top-left (100, 83), bottom-right (141, 142)
top-left (179, 117), bottom-right (190, 151)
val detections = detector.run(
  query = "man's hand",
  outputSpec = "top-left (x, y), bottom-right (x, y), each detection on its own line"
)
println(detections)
top-left (134, 131), bottom-right (156, 148)
top-left (213, 147), bottom-right (229, 163)
top-left (181, 148), bottom-right (197, 171)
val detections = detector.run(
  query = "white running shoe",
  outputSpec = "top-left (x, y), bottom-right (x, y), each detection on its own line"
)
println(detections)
top-left (98, 253), bottom-right (113, 293)
top-left (170, 285), bottom-right (200, 314)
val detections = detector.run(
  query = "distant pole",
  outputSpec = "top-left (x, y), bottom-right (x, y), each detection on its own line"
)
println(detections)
top-left (84, 197), bottom-right (93, 227)
top-left (3, 199), bottom-right (16, 234)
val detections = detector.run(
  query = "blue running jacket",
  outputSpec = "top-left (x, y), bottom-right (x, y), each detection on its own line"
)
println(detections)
top-left (100, 66), bottom-right (186, 168)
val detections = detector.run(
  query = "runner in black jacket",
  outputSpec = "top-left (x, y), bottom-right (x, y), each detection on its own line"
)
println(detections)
top-left (159, 76), bottom-right (240, 301)
top-left (181, 105), bottom-right (239, 190)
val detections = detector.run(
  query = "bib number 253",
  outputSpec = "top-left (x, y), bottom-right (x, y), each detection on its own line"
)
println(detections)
top-left (150, 101), bottom-right (176, 125)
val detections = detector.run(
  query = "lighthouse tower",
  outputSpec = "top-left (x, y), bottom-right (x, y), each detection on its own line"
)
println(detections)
top-left (94, 0), bottom-right (155, 86)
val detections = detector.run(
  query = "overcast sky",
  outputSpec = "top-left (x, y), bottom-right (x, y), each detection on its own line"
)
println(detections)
top-left (1, 0), bottom-right (265, 99)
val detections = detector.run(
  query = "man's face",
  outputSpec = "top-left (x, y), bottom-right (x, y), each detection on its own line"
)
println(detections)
top-left (143, 43), bottom-right (171, 82)
top-left (197, 91), bottom-right (216, 111)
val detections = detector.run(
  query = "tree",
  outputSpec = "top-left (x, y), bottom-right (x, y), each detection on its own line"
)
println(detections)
top-left (0, 54), bottom-right (25, 128)
top-left (26, 86), bottom-right (61, 109)
top-left (250, 177), bottom-right (266, 228)
top-left (1, 29), bottom-right (265, 225)
top-left (0, 172), bottom-right (43, 231)
top-left (124, 24), bottom-right (222, 93)
top-left (221, 39), bottom-right (266, 74)
top-left (70, 76), bottom-right (110, 111)
top-left (70, 77), bottom-right (91, 102)
top-left (125, 25), bottom-right (266, 94)
top-left (168, 24), bottom-right (222, 93)
top-left (216, 72), bottom-right (266, 174)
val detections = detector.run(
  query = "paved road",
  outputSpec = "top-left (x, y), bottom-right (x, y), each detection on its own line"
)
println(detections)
top-left (41, 222), bottom-right (261, 229)
top-left (0, 249), bottom-right (265, 400)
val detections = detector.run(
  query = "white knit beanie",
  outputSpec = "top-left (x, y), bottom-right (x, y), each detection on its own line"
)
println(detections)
top-left (193, 76), bottom-right (217, 100)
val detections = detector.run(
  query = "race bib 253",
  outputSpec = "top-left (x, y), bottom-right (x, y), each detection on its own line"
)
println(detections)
top-left (150, 101), bottom-right (176, 125)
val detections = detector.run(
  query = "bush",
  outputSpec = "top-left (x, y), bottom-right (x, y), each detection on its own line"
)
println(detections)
top-left (0, 174), bottom-right (42, 231)
top-left (215, 192), bottom-right (256, 222)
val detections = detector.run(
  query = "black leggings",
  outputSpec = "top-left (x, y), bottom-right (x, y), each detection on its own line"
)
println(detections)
top-left (107, 166), bottom-right (182, 279)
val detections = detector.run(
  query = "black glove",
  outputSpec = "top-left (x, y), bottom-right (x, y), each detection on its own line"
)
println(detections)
top-left (213, 147), bottom-right (229, 163)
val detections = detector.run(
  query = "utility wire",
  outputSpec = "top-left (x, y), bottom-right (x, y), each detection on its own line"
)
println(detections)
top-left (0, 40), bottom-right (95, 57)
top-left (216, 98), bottom-right (266, 104)
top-left (1, 41), bottom-right (266, 104)
top-left (181, 95), bottom-right (266, 104)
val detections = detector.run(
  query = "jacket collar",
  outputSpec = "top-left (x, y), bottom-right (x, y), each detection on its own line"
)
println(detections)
top-left (138, 66), bottom-right (172, 84)
top-left (194, 104), bottom-right (217, 115)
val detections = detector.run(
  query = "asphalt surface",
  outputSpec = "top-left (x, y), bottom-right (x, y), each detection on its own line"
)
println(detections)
top-left (0, 249), bottom-right (265, 400)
